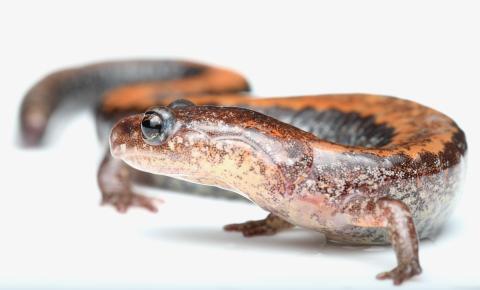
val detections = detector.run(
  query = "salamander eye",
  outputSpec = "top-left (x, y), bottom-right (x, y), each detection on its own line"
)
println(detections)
top-left (168, 99), bottom-right (194, 109)
top-left (141, 107), bottom-right (175, 145)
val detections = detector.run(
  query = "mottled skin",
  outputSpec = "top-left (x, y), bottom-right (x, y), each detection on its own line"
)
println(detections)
top-left (110, 95), bottom-right (466, 285)
top-left (19, 60), bottom-right (467, 285)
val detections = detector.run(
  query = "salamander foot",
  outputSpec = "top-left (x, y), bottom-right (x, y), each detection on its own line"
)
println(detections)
top-left (224, 213), bottom-right (294, 237)
top-left (101, 192), bottom-right (162, 213)
top-left (99, 151), bottom-right (162, 213)
top-left (376, 259), bottom-right (422, 285)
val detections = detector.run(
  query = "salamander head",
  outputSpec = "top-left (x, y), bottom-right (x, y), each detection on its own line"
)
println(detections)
top-left (109, 99), bottom-right (313, 195)
top-left (110, 99), bottom-right (202, 176)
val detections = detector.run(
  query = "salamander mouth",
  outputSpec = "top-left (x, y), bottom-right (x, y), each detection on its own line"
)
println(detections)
top-left (259, 107), bottom-right (395, 148)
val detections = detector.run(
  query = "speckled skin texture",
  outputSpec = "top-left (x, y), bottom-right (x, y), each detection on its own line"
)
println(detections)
top-left (110, 95), bottom-right (466, 284)
top-left (19, 60), bottom-right (467, 284)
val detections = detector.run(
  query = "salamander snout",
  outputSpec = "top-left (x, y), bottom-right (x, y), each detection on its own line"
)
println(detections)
top-left (110, 105), bottom-right (179, 159)
top-left (110, 114), bottom-right (143, 159)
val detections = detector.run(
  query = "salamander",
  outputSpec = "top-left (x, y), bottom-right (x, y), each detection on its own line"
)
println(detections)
top-left (19, 60), bottom-right (251, 211)
top-left (109, 94), bottom-right (467, 285)
top-left (19, 60), bottom-right (467, 285)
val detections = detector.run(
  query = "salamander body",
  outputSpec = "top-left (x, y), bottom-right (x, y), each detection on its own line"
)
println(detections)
top-left (110, 94), bottom-right (466, 284)
top-left (19, 60), bottom-right (467, 285)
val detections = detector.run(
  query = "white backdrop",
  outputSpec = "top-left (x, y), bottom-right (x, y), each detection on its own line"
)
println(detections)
top-left (0, 1), bottom-right (478, 289)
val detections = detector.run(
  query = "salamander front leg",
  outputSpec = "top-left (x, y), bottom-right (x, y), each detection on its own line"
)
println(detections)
top-left (224, 213), bottom-right (294, 237)
top-left (98, 151), bottom-right (162, 213)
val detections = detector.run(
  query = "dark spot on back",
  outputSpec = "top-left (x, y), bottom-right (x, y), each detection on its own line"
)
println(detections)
top-left (248, 106), bottom-right (395, 148)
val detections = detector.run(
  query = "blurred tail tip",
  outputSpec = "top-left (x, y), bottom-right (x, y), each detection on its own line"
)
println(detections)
top-left (20, 126), bottom-right (44, 147)
top-left (19, 109), bottom-right (48, 147)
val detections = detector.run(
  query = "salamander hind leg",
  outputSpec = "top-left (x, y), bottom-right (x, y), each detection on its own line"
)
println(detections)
top-left (98, 151), bottom-right (162, 213)
top-left (224, 213), bottom-right (294, 237)
top-left (348, 197), bottom-right (422, 285)
top-left (375, 198), bottom-right (422, 285)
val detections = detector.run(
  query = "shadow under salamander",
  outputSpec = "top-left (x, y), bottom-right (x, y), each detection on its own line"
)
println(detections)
top-left (143, 216), bottom-right (462, 269)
